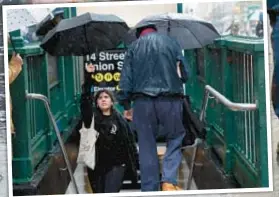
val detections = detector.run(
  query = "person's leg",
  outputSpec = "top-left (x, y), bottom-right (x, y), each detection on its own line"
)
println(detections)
top-left (103, 165), bottom-right (126, 193)
top-left (86, 167), bottom-right (104, 193)
top-left (133, 98), bottom-right (160, 191)
top-left (155, 98), bottom-right (185, 189)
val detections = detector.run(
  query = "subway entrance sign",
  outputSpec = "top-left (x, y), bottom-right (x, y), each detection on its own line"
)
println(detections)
top-left (87, 49), bottom-right (126, 93)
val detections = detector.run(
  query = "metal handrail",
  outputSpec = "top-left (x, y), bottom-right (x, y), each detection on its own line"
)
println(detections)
top-left (25, 91), bottom-right (79, 194)
top-left (200, 85), bottom-right (257, 123)
top-left (186, 85), bottom-right (257, 190)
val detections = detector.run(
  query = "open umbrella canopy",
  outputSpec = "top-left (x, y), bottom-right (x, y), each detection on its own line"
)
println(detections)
top-left (124, 13), bottom-right (220, 50)
top-left (40, 12), bottom-right (129, 56)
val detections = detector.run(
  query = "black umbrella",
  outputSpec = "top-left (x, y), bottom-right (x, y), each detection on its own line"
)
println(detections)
top-left (124, 13), bottom-right (220, 49)
top-left (40, 12), bottom-right (129, 56)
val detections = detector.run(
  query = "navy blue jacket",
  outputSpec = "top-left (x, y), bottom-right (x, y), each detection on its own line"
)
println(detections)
top-left (117, 32), bottom-right (189, 110)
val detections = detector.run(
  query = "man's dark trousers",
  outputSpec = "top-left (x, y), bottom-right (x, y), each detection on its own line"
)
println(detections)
top-left (133, 96), bottom-right (186, 191)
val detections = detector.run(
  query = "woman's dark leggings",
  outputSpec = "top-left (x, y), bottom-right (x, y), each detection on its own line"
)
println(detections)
top-left (87, 165), bottom-right (126, 193)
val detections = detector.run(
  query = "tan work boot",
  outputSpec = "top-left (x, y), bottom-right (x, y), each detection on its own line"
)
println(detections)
top-left (162, 183), bottom-right (176, 191)
top-left (162, 182), bottom-right (183, 191)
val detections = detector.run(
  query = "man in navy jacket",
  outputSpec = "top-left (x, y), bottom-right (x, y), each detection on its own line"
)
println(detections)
top-left (117, 24), bottom-right (189, 191)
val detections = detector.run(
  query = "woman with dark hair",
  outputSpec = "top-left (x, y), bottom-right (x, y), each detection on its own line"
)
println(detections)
top-left (79, 88), bottom-right (139, 193)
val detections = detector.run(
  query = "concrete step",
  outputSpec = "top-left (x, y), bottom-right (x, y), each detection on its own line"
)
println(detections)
top-left (182, 147), bottom-right (238, 189)
top-left (66, 144), bottom-right (197, 194)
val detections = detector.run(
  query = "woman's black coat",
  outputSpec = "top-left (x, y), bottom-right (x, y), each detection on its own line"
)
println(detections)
top-left (77, 93), bottom-right (139, 181)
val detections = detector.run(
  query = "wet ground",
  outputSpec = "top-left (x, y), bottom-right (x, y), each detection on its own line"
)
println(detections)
top-left (65, 144), bottom-right (198, 194)
top-left (65, 141), bottom-right (239, 194)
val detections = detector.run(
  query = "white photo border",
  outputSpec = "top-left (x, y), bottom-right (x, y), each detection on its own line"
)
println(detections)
top-left (2, 0), bottom-right (273, 196)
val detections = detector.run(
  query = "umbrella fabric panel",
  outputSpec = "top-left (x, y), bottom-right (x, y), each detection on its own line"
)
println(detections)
top-left (124, 13), bottom-right (220, 49)
top-left (40, 25), bottom-right (90, 55)
top-left (40, 13), bottom-right (129, 55)
top-left (125, 20), bottom-right (219, 49)
top-left (156, 27), bottom-right (202, 49)
top-left (85, 22), bottom-right (128, 50)
top-left (135, 13), bottom-right (206, 25)
top-left (44, 23), bottom-right (128, 55)
top-left (157, 21), bottom-right (219, 49)
top-left (45, 12), bottom-right (128, 32)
